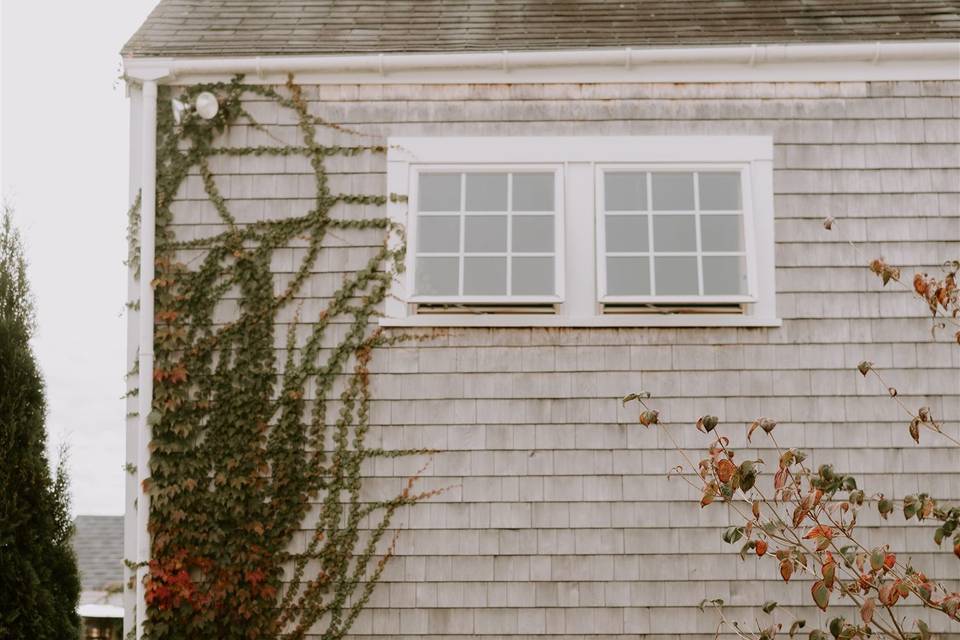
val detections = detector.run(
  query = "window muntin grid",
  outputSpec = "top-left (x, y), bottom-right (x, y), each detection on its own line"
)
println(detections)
top-left (599, 169), bottom-right (751, 301)
top-left (412, 169), bottom-right (561, 301)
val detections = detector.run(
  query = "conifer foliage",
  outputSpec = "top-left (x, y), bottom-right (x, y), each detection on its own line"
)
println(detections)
top-left (0, 206), bottom-right (81, 639)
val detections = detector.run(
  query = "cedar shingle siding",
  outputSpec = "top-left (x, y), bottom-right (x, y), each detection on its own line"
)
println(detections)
top-left (123, 0), bottom-right (960, 57)
top-left (158, 78), bottom-right (960, 638)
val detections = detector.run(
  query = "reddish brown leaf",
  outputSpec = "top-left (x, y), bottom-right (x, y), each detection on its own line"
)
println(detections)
top-left (879, 582), bottom-right (900, 606)
top-left (860, 597), bottom-right (876, 624)
top-left (780, 560), bottom-right (793, 583)
top-left (716, 459), bottom-right (736, 483)
top-left (755, 539), bottom-right (768, 558)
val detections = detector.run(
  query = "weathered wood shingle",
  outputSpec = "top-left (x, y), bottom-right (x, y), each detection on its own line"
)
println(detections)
top-left (158, 78), bottom-right (960, 638)
top-left (123, 0), bottom-right (960, 57)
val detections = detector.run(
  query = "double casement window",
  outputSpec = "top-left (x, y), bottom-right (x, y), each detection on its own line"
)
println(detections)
top-left (385, 137), bottom-right (778, 327)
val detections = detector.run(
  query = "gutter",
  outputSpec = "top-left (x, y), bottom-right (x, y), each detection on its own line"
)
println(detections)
top-left (124, 41), bottom-right (960, 84)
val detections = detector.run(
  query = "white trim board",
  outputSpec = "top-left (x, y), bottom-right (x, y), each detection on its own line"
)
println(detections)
top-left (123, 41), bottom-right (960, 85)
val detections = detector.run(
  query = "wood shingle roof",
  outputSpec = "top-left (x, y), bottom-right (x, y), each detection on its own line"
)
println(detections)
top-left (122, 0), bottom-right (960, 58)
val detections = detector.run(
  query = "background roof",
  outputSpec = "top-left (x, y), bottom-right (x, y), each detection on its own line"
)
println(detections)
top-left (74, 516), bottom-right (123, 591)
top-left (122, 0), bottom-right (960, 58)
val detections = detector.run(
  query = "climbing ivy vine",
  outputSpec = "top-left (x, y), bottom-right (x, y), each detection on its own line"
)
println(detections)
top-left (137, 75), bottom-right (434, 638)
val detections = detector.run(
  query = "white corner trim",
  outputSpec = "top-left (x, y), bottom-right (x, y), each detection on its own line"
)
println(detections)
top-left (135, 80), bottom-right (158, 640)
top-left (123, 41), bottom-right (960, 85)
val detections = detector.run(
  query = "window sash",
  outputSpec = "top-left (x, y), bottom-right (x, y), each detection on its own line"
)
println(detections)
top-left (408, 165), bottom-right (565, 303)
top-left (595, 164), bottom-right (759, 304)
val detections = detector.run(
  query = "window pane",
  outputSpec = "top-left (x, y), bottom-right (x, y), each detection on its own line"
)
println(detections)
top-left (699, 172), bottom-right (742, 210)
top-left (513, 173), bottom-right (554, 211)
top-left (418, 174), bottom-right (460, 211)
top-left (415, 257), bottom-right (459, 295)
top-left (417, 215), bottom-right (460, 253)
top-left (607, 256), bottom-right (650, 295)
top-left (703, 256), bottom-right (747, 295)
top-left (465, 173), bottom-right (508, 211)
top-left (513, 215), bottom-right (554, 252)
top-left (651, 172), bottom-right (695, 211)
top-left (463, 257), bottom-right (507, 295)
top-left (605, 172), bottom-right (647, 211)
top-left (700, 214), bottom-right (743, 252)
top-left (605, 215), bottom-right (648, 252)
top-left (464, 215), bottom-right (507, 252)
top-left (654, 256), bottom-right (698, 295)
top-left (653, 215), bottom-right (696, 252)
top-left (512, 257), bottom-right (554, 295)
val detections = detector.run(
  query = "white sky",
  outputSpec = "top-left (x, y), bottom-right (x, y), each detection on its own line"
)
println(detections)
top-left (1, 0), bottom-right (161, 515)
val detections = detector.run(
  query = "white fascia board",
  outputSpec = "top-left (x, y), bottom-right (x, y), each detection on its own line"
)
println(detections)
top-left (123, 41), bottom-right (960, 85)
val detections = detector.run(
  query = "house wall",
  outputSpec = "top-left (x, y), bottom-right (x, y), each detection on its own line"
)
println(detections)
top-left (155, 79), bottom-right (960, 638)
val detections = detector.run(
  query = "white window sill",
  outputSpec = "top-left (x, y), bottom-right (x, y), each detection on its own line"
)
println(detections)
top-left (379, 314), bottom-right (782, 328)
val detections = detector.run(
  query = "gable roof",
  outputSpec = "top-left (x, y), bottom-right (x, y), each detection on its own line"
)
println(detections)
top-left (123, 0), bottom-right (960, 58)
top-left (73, 516), bottom-right (123, 591)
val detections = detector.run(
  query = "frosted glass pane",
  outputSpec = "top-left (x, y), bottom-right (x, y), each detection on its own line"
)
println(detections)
top-left (653, 215), bottom-right (696, 252)
top-left (700, 215), bottom-right (743, 252)
top-left (418, 174), bottom-right (460, 211)
top-left (605, 215), bottom-right (648, 252)
top-left (699, 172), bottom-right (742, 210)
top-left (512, 215), bottom-right (554, 252)
top-left (651, 172), bottom-right (695, 210)
top-left (465, 173), bottom-right (508, 211)
top-left (606, 256), bottom-right (650, 295)
top-left (417, 215), bottom-right (460, 253)
top-left (605, 172), bottom-right (647, 211)
top-left (464, 215), bottom-right (507, 252)
top-left (415, 257), bottom-right (459, 295)
top-left (513, 173), bottom-right (554, 211)
top-left (703, 256), bottom-right (747, 295)
top-left (655, 256), bottom-right (698, 295)
top-left (512, 257), bottom-right (554, 295)
top-left (463, 257), bottom-right (507, 295)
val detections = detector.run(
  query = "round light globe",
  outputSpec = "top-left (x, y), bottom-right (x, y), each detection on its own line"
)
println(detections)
top-left (195, 92), bottom-right (220, 120)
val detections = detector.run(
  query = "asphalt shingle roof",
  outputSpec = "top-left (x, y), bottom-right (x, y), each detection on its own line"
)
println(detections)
top-left (73, 516), bottom-right (124, 591)
top-left (122, 0), bottom-right (960, 58)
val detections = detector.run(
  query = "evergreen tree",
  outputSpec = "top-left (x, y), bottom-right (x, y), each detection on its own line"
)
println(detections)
top-left (0, 206), bottom-right (81, 639)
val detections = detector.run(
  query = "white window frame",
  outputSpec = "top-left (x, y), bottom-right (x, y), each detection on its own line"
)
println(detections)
top-left (384, 136), bottom-right (779, 328)
top-left (595, 163), bottom-right (758, 305)
top-left (408, 165), bottom-right (565, 305)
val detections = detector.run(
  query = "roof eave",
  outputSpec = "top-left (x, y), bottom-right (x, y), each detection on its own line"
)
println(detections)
top-left (123, 40), bottom-right (960, 85)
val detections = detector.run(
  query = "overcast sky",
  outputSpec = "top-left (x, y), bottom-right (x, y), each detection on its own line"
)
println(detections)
top-left (1, 0), bottom-right (161, 515)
